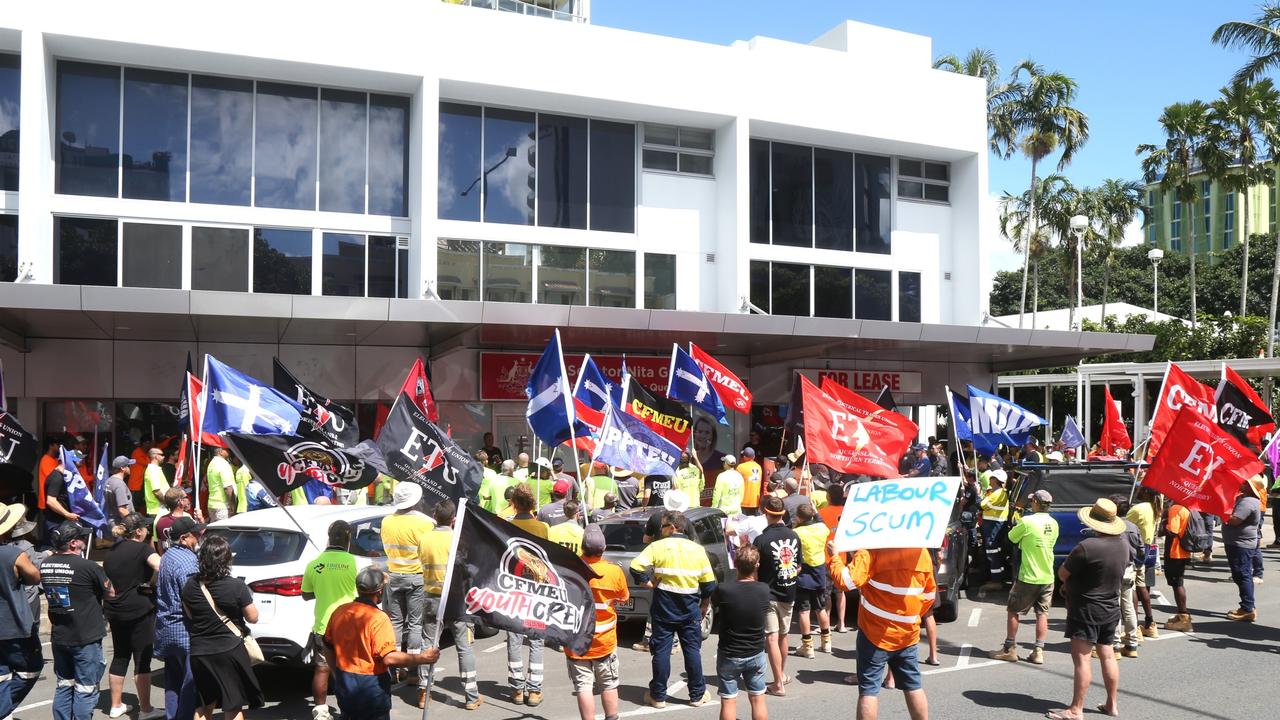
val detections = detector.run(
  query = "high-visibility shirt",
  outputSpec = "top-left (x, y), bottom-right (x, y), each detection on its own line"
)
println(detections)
top-left (629, 533), bottom-right (716, 623)
top-left (419, 526), bottom-right (453, 595)
top-left (1007, 512), bottom-right (1058, 585)
top-left (738, 461), bottom-right (763, 509)
top-left (205, 455), bottom-right (234, 509)
top-left (830, 547), bottom-right (935, 651)
top-left (480, 475), bottom-right (516, 517)
top-left (794, 519), bottom-right (829, 568)
top-left (1126, 502), bottom-right (1155, 545)
top-left (712, 469), bottom-right (744, 516)
top-left (128, 448), bottom-right (148, 491)
top-left (548, 521), bottom-right (584, 556)
top-left (817, 504), bottom-right (842, 558)
top-left (980, 487), bottom-right (1008, 521)
top-left (38, 455), bottom-right (59, 509)
top-left (1165, 504), bottom-right (1191, 560)
top-left (566, 558), bottom-right (629, 661)
top-left (528, 475), bottom-right (555, 509)
top-left (290, 487), bottom-right (308, 507)
top-left (143, 464), bottom-right (170, 516)
top-left (380, 511), bottom-right (435, 574)
top-left (302, 548), bottom-right (358, 634)
top-left (373, 474), bottom-right (396, 505)
top-left (510, 516), bottom-right (548, 539)
top-left (589, 475), bottom-right (617, 509)
top-left (673, 466), bottom-right (703, 506)
top-left (234, 466), bottom-right (251, 514)
top-left (324, 599), bottom-right (395, 676)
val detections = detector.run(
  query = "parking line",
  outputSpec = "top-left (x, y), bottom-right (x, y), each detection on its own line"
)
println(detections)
top-left (484, 641), bottom-right (506, 653)
top-left (956, 643), bottom-right (972, 667)
top-left (967, 608), bottom-right (982, 627)
top-left (923, 658), bottom-right (1003, 676)
top-left (15, 699), bottom-right (52, 713)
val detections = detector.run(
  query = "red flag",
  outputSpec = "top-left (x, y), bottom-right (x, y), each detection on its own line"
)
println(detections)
top-left (186, 373), bottom-right (226, 448)
top-left (801, 375), bottom-right (907, 477)
top-left (567, 397), bottom-right (603, 453)
top-left (1216, 364), bottom-right (1275, 450)
top-left (173, 437), bottom-right (188, 485)
top-left (1100, 385), bottom-right (1131, 453)
top-left (820, 377), bottom-right (919, 455)
top-left (689, 343), bottom-right (751, 414)
top-left (400, 358), bottom-right (439, 423)
top-left (1147, 362), bottom-right (1215, 459)
top-left (1142, 406), bottom-right (1263, 517)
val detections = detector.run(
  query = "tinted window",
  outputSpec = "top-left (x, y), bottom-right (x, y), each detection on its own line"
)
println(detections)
top-left (599, 521), bottom-right (646, 552)
top-left (771, 262), bottom-right (809, 317)
top-left (397, 246), bottom-right (408, 299)
top-left (319, 89), bottom-right (367, 214)
top-left (122, 69), bottom-right (187, 202)
top-left (856, 154), bottom-right (892, 254)
top-left (538, 245), bottom-right (585, 305)
top-left (537, 114), bottom-right (587, 229)
top-left (205, 528), bottom-right (306, 566)
top-left (0, 215), bottom-right (16, 281)
top-left (122, 223), bottom-right (182, 289)
top-left (438, 238), bottom-right (481, 301)
top-left (192, 226), bottom-right (249, 292)
top-left (589, 249), bottom-right (635, 308)
top-left (483, 242), bottom-right (532, 302)
top-left (814, 266), bottom-right (852, 318)
top-left (749, 260), bottom-right (769, 313)
top-left (643, 252), bottom-right (676, 310)
top-left (368, 94), bottom-right (409, 216)
top-left (771, 143), bottom-right (812, 248)
top-left (814, 148), bottom-right (852, 251)
top-left (56, 62), bottom-right (120, 197)
top-left (190, 75), bottom-right (253, 206)
top-left (589, 120), bottom-right (635, 233)
top-left (255, 82), bottom-right (318, 210)
top-left (482, 108), bottom-right (535, 225)
top-left (438, 103), bottom-right (482, 221)
top-left (349, 517), bottom-right (386, 558)
top-left (253, 227), bottom-right (312, 295)
top-left (368, 236), bottom-right (397, 299)
top-left (643, 148), bottom-right (677, 172)
top-left (0, 54), bottom-right (19, 191)
top-left (855, 268), bottom-right (892, 320)
top-left (749, 140), bottom-right (770, 244)
top-left (322, 232), bottom-right (364, 297)
top-left (899, 271), bottom-right (921, 323)
top-left (55, 217), bottom-right (118, 286)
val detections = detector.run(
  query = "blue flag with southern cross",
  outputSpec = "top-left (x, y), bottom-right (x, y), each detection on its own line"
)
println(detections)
top-left (1059, 415), bottom-right (1085, 449)
top-left (201, 355), bottom-right (305, 436)
top-left (666, 344), bottom-right (728, 424)
top-left (525, 330), bottom-right (579, 446)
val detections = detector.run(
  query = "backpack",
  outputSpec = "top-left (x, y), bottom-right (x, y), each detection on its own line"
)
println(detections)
top-left (1179, 510), bottom-right (1212, 553)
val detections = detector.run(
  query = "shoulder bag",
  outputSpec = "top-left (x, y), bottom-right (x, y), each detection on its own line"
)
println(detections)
top-left (199, 581), bottom-right (264, 665)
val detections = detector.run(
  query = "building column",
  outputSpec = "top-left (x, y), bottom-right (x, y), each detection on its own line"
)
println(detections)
top-left (408, 76), bottom-right (439, 301)
top-left (713, 117), bottom-right (747, 313)
top-left (17, 30), bottom-right (51, 284)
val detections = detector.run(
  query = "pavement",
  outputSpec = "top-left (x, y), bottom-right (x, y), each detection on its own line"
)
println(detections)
top-left (11, 529), bottom-right (1280, 720)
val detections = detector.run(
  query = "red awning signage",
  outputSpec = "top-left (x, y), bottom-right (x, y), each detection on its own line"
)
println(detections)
top-left (480, 352), bottom-right (669, 401)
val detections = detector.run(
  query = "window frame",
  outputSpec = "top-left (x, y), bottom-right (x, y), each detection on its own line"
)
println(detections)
top-left (640, 123), bottom-right (715, 178)
top-left (895, 157), bottom-right (950, 205)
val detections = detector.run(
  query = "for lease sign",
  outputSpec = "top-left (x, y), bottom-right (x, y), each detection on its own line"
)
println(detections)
top-left (798, 369), bottom-right (923, 395)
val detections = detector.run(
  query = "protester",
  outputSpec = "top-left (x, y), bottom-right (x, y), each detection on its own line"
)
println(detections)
top-left (979, 469), bottom-right (1009, 589)
top-left (713, 545), bottom-right (771, 720)
top-left (105, 456), bottom-right (137, 523)
top-left (712, 456), bottom-right (744, 516)
top-left (1109, 496), bottom-right (1144, 658)
top-left (590, 492), bottom-right (619, 523)
top-left (154, 516), bottom-right (200, 720)
top-left (548, 501), bottom-right (585, 555)
top-left (418, 500), bottom-right (481, 711)
top-left (42, 457), bottom-right (83, 540)
top-left (1162, 502), bottom-right (1195, 632)
top-left (0, 503), bottom-right (42, 718)
top-left (536, 480), bottom-right (572, 526)
top-left (377, 482), bottom-right (433, 691)
top-left (644, 473), bottom-right (675, 508)
top-left (565, 525), bottom-right (628, 720)
top-left (42, 521), bottom-right (112, 720)
top-left (154, 488), bottom-right (191, 554)
top-left (754, 495), bottom-right (800, 695)
top-left (1125, 488), bottom-right (1159, 637)
top-left (203, 448), bottom-right (236, 522)
top-left (673, 453), bottom-right (705, 509)
top-left (551, 457), bottom-right (575, 487)
top-left (323, 568), bottom-right (439, 720)
top-left (232, 457), bottom-right (252, 515)
top-left (792, 503), bottom-right (831, 659)
top-left (990, 489), bottom-right (1057, 665)
top-left (143, 446), bottom-right (171, 519)
top-left (630, 492), bottom-right (692, 654)
top-left (780, 476), bottom-right (810, 525)
top-left (480, 433), bottom-right (503, 465)
top-left (738, 449), bottom-right (763, 514)
top-left (529, 457), bottom-right (555, 507)
top-left (302, 521), bottom-right (358, 720)
top-left (180, 534), bottom-right (263, 719)
top-left (1223, 479), bottom-right (1264, 622)
top-left (103, 513), bottom-right (161, 718)
top-left (585, 463), bottom-right (617, 511)
top-left (904, 444), bottom-right (932, 477)
top-left (817, 482), bottom-right (850, 634)
top-left (612, 468), bottom-right (641, 511)
top-left (507, 483), bottom-right (548, 706)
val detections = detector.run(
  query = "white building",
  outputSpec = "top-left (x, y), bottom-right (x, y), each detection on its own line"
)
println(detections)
top-left (0, 0), bottom-right (1148, 462)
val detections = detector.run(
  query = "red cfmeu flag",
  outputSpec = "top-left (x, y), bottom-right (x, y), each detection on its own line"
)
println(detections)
top-left (1142, 406), bottom-right (1263, 517)
top-left (400, 358), bottom-right (438, 423)
top-left (1100, 385), bottom-right (1132, 454)
top-left (689, 343), bottom-right (751, 414)
top-left (186, 373), bottom-right (226, 449)
top-left (800, 375), bottom-right (906, 477)
top-left (1147, 362), bottom-right (1215, 459)
top-left (820, 377), bottom-right (919, 457)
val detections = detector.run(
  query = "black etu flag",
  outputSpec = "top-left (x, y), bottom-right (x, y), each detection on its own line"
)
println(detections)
top-left (376, 393), bottom-right (482, 511)
top-left (272, 358), bottom-right (360, 448)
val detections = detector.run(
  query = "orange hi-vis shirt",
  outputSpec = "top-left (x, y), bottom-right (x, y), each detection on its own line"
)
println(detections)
top-left (1165, 504), bottom-right (1191, 560)
top-left (324, 598), bottom-right (397, 676)
top-left (830, 547), bottom-right (935, 651)
top-left (738, 460), bottom-right (763, 509)
top-left (37, 454), bottom-right (59, 509)
top-left (567, 557), bottom-right (630, 661)
top-left (128, 448), bottom-right (148, 491)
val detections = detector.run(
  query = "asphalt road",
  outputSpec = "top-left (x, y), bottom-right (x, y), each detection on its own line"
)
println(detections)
top-left (11, 527), bottom-right (1280, 720)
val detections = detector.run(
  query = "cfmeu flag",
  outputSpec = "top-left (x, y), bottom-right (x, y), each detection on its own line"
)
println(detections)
top-left (526, 330), bottom-right (579, 446)
top-left (442, 503), bottom-right (598, 656)
top-left (202, 356), bottom-right (304, 437)
top-left (592, 404), bottom-right (681, 477)
top-left (1215, 364), bottom-right (1275, 451)
top-left (377, 392), bottom-right (483, 510)
top-left (622, 375), bottom-right (692, 449)
top-left (273, 358), bottom-right (359, 448)
top-left (223, 432), bottom-right (381, 499)
top-left (688, 343), bottom-right (751, 414)
top-left (801, 375), bottom-right (905, 477)
top-left (1143, 406), bottom-right (1263, 517)
top-left (1100, 385), bottom-right (1132, 454)
top-left (966, 385), bottom-right (1045, 448)
top-left (666, 344), bottom-right (727, 424)
top-left (1148, 362), bottom-right (1216, 459)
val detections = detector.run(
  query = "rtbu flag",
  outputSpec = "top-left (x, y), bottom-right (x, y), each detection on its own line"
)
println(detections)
top-left (801, 375), bottom-right (906, 477)
top-left (622, 375), bottom-right (692, 449)
top-left (689, 343), bottom-right (751, 414)
top-left (273, 358), bottom-right (360, 448)
top-left (592, 403), bottom-right (681, 477)
top-left (1147, 362), bottom-right (1216, 459)
top-left (377, 392), bottom-right (483, 510)
top-left (569, 354), bottom-right (615, 453)
top-left (1215, 364), bottom-right (1275, 451)
top-left (1142, 405), bottom-right (1263, 517)
top-left (667, 344), bottom-right (727, 425)
top-left (966, 385), bottom-right (1045, 448)
top-left (442, 504), bottom-right (598, 656)
top-left (223, 432), bottom-right (381, 499)
top-left (202, 356), bottom-right (305, 437)
top-left (526, 330), bottom-right (579, 446)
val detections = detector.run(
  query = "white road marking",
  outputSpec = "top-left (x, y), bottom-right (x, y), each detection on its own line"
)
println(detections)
top-left (923, 658), bottom-right (1003, 676)
top-left (15, 699), bottom-right (52, 712)
top-left (666, 681), bottom-right (687, 697)
top-left (484, 641), bottom-right (507, 653)
top-left (956, 643), bottom-right (972, 667)
top-left (1147, 630), bottom-right (1190, 640)
top-left (967, 608), bottom-right (982, 627)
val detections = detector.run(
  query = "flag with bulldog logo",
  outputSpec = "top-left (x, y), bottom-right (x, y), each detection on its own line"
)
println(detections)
top-left (376, 392), bottom-right (483, 510)
top-left (272, 358), bottom-right (360, 448)
top-left (223, 432), bottom-right (380, 498)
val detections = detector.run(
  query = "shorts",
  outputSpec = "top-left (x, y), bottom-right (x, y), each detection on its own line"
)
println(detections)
top-left (765, 600), bottom-right (793, 635)
top-left (1135, 568), bottom-right (1148, 588)
top-left (1164, 558), bottom-right (1187, 588)
top-left (797, 586), bottom-right (829, 612)
top-left (855, 631), bottom-right (922, 697)
top-left (566, 653), bottom-right (619, 694)
top-left (1065, 619), bottom-right (1117, 646)
top-left (308, 632), bottom-right (329, 668)
top-left (208, 506), bottom-right (229, 522)
top-left (716, 652), bottom-right (767, 699)
top-left (1006, 580), bottom-right (1053, 616)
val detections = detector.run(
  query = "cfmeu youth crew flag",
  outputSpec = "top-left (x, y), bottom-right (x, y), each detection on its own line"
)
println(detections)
top-left (223, 432), bottom-right (382, 499)
top-left (1215, 364), bottom-right (1275, 451)
top-left (377, 392), bottom-right (483, 510)
top-left (800, 375), bottom-right (909, 477)
top-left (202, 356), bottom-right (305, 437)
top-left (622, 374), bottom-right (692, 449)
top-left (273, 358), bottom-right (360, 448)
top-left (667, 344), bottom-right (727, 424)
top-left (1143, 405), bottom-right (1263, 517)
top-left (688, 343), bottom-right (751, 414)
top-left (526, 330), bottom-right (584, 447)
top-left (1099, 385), bottom-right (1132, 454)
top-left (442, 503), bottom-right (598, 656)
top-left (1147, 362), bottom-right (1216, 459)
top-left (592, 403), bottom-right (681, 477)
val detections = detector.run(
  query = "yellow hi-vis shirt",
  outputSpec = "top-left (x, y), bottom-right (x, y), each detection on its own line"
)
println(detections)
top-left (419, 526), bottom-right (453, 595)
top-left (794, 520), bottom-right (830, 567)
top-left (380, 511), bottom-right (435, 574)
top-left (629, 535), bottom-right (715, 596)
top-left (981, 487), bottom-right (1009, 521)
top-left (234, 465), bottom-right (251, 513)
top-left (205, 455), bottom-right (234, 510)
top-left (548, 521), bottom-right (585, 556)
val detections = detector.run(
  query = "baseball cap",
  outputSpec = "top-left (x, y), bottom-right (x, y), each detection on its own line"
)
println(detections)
top-left (1029, 489), bottom-right (1053, 504)
top-left (722, 454), bottom-right (737, 466)
top-left (551, 457), bottom-right (564, 469)
top-left (742, 447), bottom-right (756, 458)
top-left (582, 525), bottom-right (607, 556)
top-left (169, 516), bottom-right (205, 539)
top-left (50, 521), bottom-right (91, 549)
top-left (356, 566), bottom-right (388, 594)
top-left (553, 479), bottom-right (572, 495)
top-left (111, 455), bottom-right (136, 470)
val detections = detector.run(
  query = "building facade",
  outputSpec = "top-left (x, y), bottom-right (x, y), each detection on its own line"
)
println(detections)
top-left (1143, 169), bottom-right (1280, 263)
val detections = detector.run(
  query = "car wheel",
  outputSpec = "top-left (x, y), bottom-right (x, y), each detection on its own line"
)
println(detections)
top-left (473, 619), bottom-right (499, 640)
top-left (933, 593), bottom-right (959, 624)
top-left (700, 604), bottom-right (715, 640)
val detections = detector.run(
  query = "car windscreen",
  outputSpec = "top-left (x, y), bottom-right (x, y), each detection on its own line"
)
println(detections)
top-left (205, 528), bottom-right (308, 566)
top-left (600, 523), bottom-right (646, 552)
top-left (1016, 468), bottom-right (1136, 509)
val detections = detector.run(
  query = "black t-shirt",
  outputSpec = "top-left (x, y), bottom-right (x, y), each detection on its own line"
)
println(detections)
top-left (753, 524), bottom-right (801, 602)
top-left (103, 539), bottom-right (155, 622)
top-left (615, 477), bottom-right (640, 510)
top-left (1063, 535), bottom-right (1129, 625)
top-left (537, 500), bottom-right (568, 527)
top-left (40, 553), bottom-right (109, 646)
top-left (180, 575), bottom-right (254, 656)
top-left (645, 476), bottom-right (674, 507)
top-left (714, 580), bottom-right (771, 658)
top-left (43, 470), bottom-right (69, 523)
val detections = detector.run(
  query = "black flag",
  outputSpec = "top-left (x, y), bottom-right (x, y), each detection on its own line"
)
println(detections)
top-left (442, 504), bottom-right (598, 656)
top-left (272, 358), bottom-right (359, 448)
top-left (223, 433), bottom-right (380, 498)
top-left (0, 411), bottom-right (37, 498)
top-left (875, 385), bottom-right (898, 411)
top-left (376, 393), bottom-right (482, 511)
top-left (1215, 371), bottom-right (1275, 452)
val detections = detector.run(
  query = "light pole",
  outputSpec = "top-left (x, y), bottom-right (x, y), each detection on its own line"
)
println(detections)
top-left (1147, 247), bottom-right (1164, 315)
top-left (1070, 214), bottom-right (1089, 329)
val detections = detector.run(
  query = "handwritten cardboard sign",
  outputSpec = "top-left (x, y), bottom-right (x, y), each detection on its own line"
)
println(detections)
top-left (833, 476), bottom-right (962, 551)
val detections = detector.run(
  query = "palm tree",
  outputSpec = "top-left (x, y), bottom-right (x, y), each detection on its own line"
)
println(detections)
top-left (1207, 78), bottom-right (1280, 315)
top-left (999, 175), bottom-right (1079, 326)
top-left (1213, 4), bottom-right (1280, 84)
top-left (1087, 180), bottom-right (1146, 320)
top-left (993, 61), bottom-right (1090, 328)
top-left (933, 48), bottom-right (1020, 155)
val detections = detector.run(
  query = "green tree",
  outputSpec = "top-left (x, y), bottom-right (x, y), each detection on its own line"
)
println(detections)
top-left (998, 175), bottom-right (1079, 325)
top-left (1213, 3), bottom-right (1280, 84)
top-left (1086, 180), bottom-right (1146, 320)
top-left (932, 48), bottom-right (1018, 155)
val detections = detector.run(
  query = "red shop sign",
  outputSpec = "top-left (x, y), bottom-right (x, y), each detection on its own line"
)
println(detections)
top-left (479, 352), bottom-right (670, 401)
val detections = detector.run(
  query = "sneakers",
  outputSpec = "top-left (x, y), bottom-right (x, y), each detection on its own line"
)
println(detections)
top-left (1025, 647), bottom-right (1045, 665)
top-left (1164, 613), bottom-right (1194, 632)
top-left (311, 705), bottom-right (332, 720)
top-left (1140, 622), bottom-right (1159, 638)
top-left (796, 637), bottom-right (815, 659)
top-left (525, 692), bottom-right (543, 707)
top-left (108, 706), bottom-right (133, 719)
top-left (819, 632), bottom-right (833, 654)
top-left (689, 695), bottom-right (709, 707)
top-left (512, 690), bottom-right (525, 705)
top-left (644, 692), bottom-right (667, 709)
top-left (988, 646), bottom-right (1018, 662)
top-left (1227, 608), bottom-right (1257, 622)
top-left (632, 639), bottom-right (650, 652)
top-left (1254, 577), bottom-right (1264, 584)
top-left (463, 697), bottom-right (484, 711)
top-left (1200, 551), bottom-right (1213, 563)
top-left (1121, 645), bottom-right (1139, 658)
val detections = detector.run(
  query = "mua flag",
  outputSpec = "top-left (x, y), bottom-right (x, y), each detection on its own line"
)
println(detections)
top-left (801, 375), bottom-right (907, 477)
top-left (1059, 416), bottom-right (1085, 450)
top-left (688, 343), bottom-right (751, 414)
top-left (622, 375), bottom-right (692, 449)
top-left (442, 504), bottom-right (598, 656)
top-left (1143, 405), bottom-right (1263, 517)
top-left (62, 447), bottom-right (106, 532)
top-left (202, 356), bottom-right (305, 437)
top-left (526, 330), bottom-right (579, 447)
top-left (186, 372), bottom-right (226, 448)
top-left (1215, 364), bottom-right (1275, 452)
top-left (223, 432), bottom-right (380, 499)
top-left (273, 358), bottom-right (359, 448)
top-left (947, 388), bottom-right (998, 455)
top-left (966, 385), bottom-right (1046, 448)
top-left (667, 344), bottom-right (728, 425)
top-left (377, 392), bottom-right (483, 510)
top-left (1148, 362), bottom-right (1216, 459)
top-left (592, 404), bottom-right (681, 477)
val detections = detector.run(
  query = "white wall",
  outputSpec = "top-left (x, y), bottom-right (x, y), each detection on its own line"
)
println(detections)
top-left (638, 172), bottom-right (718, 312)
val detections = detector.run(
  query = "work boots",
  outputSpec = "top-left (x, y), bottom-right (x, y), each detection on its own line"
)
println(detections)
top-left (1164, 613), bottom-right (1194, 632)
top-left (796, 636), bottom-right (815, 659)
top-left (819, 632), bottom-right (832, 654)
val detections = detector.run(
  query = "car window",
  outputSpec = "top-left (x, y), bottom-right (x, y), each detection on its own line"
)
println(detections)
top-left (350, 517), bottom-right (386, 558)
top-left (601, 523), bottom-right (646, 552)
top-left (207, 528), bottom-right (307, 566)
top-left (694, 516), bottom-right (721, 546)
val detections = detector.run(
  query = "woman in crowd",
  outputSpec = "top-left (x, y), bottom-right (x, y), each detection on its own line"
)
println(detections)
top-left (103, 513), bottom-right (161, 718)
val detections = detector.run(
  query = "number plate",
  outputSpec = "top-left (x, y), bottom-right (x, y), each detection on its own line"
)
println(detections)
top-left (617, 598), bottom-right (635, 612)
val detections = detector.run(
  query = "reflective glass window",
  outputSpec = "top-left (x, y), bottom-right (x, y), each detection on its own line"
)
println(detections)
top-left (122, 69), bottom-right (187, 201)
top-left (814, 148), bottom-right (853, 251)
top-left (55, 217), bottom-right (118, 286)
top-left (437, 239), bottom-right (481, 301)
top-left (482, 108), bottom-right (535, 225)
top-left (368, 94), bottom-right (410, 216)
top-left (322, 232), bottom-right (365, 297)
top-left (483, 242), bottom-right (532, 302)
top-left (643, 149), bottom-right (678, 172)
top-left (814, 266), bottom-right (852, 319)
top-left (190, 75), bottom-right (253, 206)
top-left (589, 120), bottom-right (635, 233)
top-left (56, 62), bottom-right (120, 197)
top-left (0, 54), bottom-right (18, 191)
top-left (771, 262), bottom-right (809, 317)
top-left (537, 114), bottom-right (587, 230)
top-left (856, 154), bottom-right (892, 254)
top-left (192, 226), bottom-right (249, 292)
top-left (771, 143), bottom-right (813, 248)
top-left (0, 215), bottom-right (16, 281)
top-left (255, 82), bottom-right (318, 210)
top-left (253, 227), bottom-right (312, 295)
top-left (899, 271), bottom-right (921, 323)
top-left (122, 223), bottom-right (181, 289)
top-left (438, 103), bottom-right (483, 221)
top-left (749, 140), bottom-right (770, 244)
top-left (538, 245), bottom-right (586, 305)
top-left (679, 154), bottom-right (713, 175)
top-left (319, 89), bottom-right (367, 214)
top-left (855, 268), bottom-right (892, 321)
top-left (643, 253), bottom-right (676, 310)
top-left (589, 249), bottom-right (635, 307)
top-left (368, 236), bottom-right (397, 299)
top-left (749, 260), bottom-right (770, 312)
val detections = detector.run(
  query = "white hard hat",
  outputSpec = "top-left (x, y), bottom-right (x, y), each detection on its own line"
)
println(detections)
top-left (392, 482), bottom-right (423, 510)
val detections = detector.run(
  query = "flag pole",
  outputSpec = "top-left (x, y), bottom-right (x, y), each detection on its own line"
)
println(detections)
top-left (421, 497), bottom-right (468, 720)
top-left (192, 357), bottom-right (208, 524)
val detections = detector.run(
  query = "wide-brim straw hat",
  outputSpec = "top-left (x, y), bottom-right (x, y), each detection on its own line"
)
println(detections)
top-left (1078, 498), bottom-right (1125, 536)
top-left (0, 503), bottom-right (25, 536)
